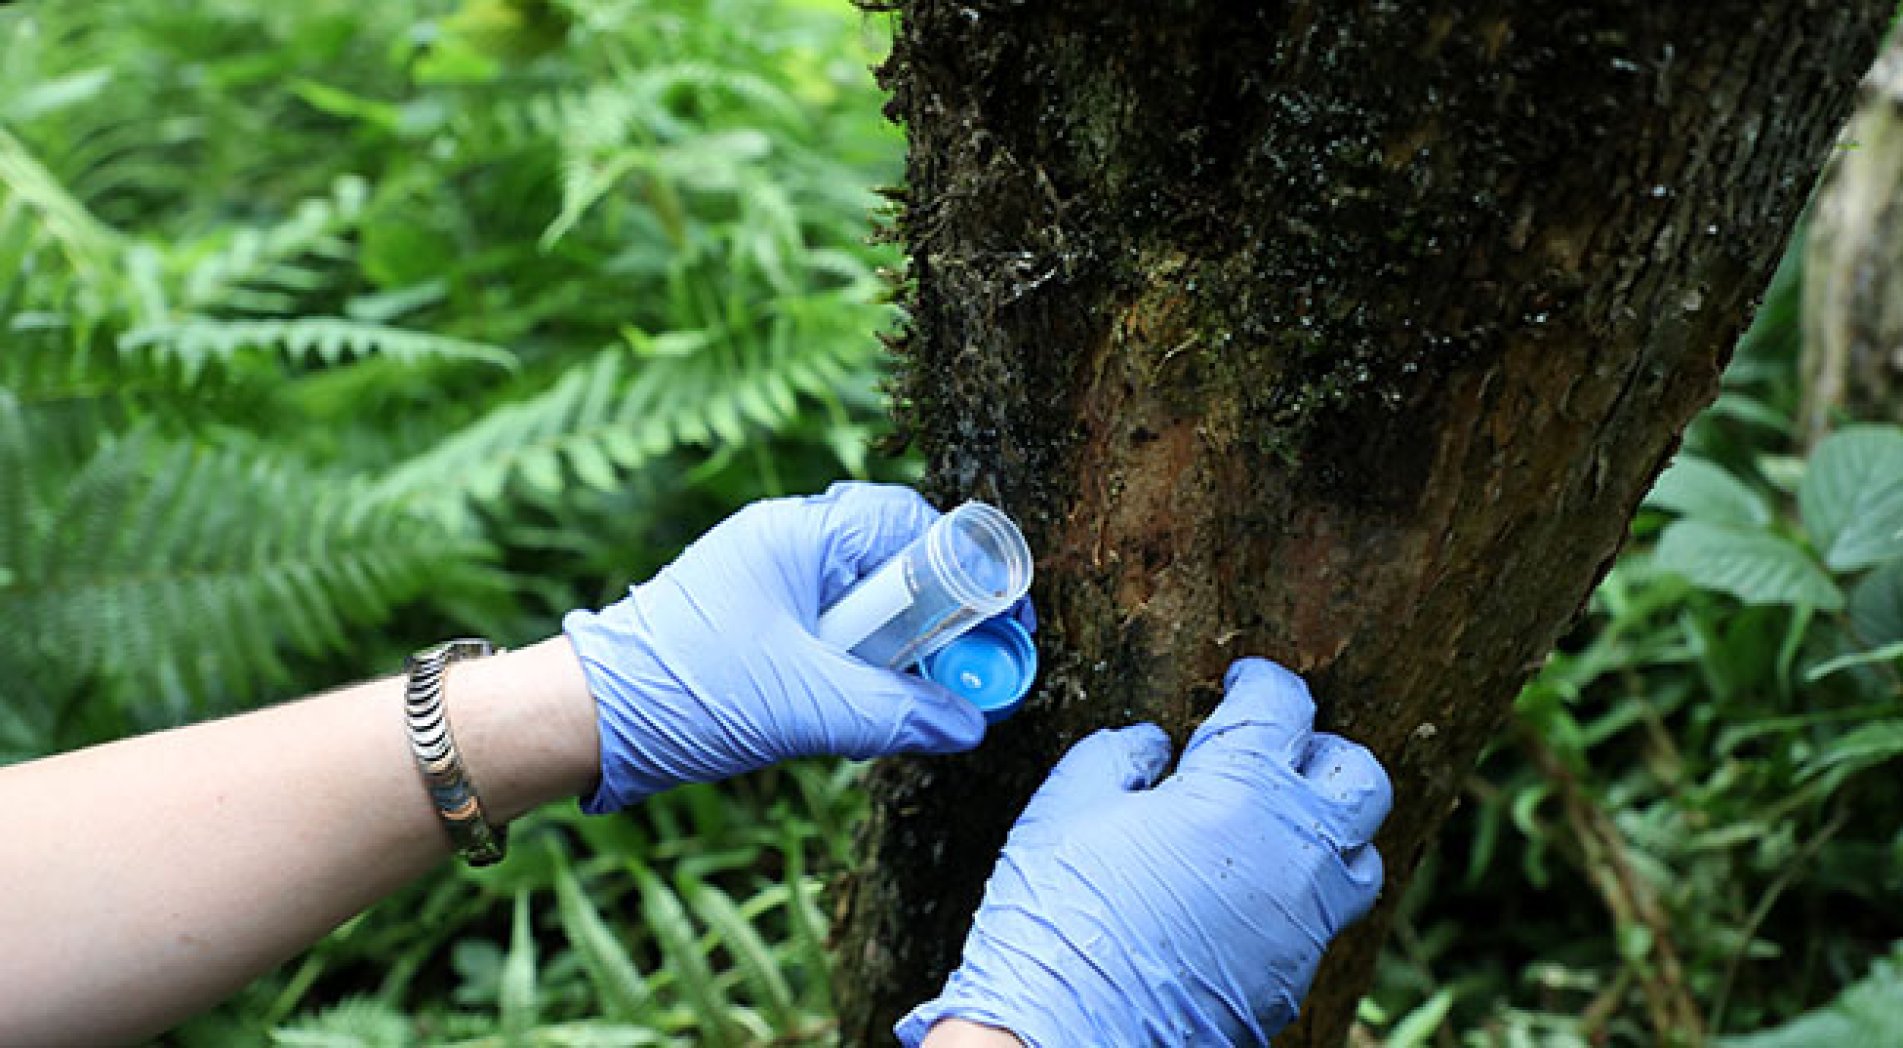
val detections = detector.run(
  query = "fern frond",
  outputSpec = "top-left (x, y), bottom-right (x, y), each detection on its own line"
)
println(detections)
top-left (499, 891), bottom-right (539, 1042)
top-left (119, 317), bottom-right (518, 379)
top-left (0, 124), bottom-right (122, 282)
top-left (170, 176), bottom-right (371, 315)
top-left (543, 147), bottom-right (651, 249)
top-left (0, 432), bottom-right (481, 729)
top-left (462, 61), bottom-right (804, 153)
top-left (376, 324), bottom-right (873, 520)
top-left (268, 996), bottom-right (414, 1048)
top-left (634, 61), bottom-right (807, 130)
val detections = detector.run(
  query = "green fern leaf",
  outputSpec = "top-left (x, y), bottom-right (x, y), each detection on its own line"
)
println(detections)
top-left (553, 857), bottom-right (655, 1022)
top-left (632, 864), bottom-right (741, 1048)
top-left (176, 177), bottom-right (370, 312)
top-left (0, 125), bottom-right (121, 281)
top-left (678, 876), bottom-right (799, 1033)
top-left (120, 317), bottom-right (516, 378)
top-left (0, 432), bottom-right (479, 726)
top-left (269, 995), bottom-right (415, 1048)
top-left (499, 891), bottom-right (538, 1045)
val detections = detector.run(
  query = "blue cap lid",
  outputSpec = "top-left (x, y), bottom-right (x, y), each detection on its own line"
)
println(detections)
top-left (921, 615), bottom-right (1037, 723)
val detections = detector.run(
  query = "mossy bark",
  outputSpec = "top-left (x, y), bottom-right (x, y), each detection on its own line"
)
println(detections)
top-left (835, 3), bottom-right (1887, 1044)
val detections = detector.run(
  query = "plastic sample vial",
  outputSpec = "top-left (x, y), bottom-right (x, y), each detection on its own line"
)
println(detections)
top-left (816, 500), bottom-right (1034, 673)
top-left (920, 613), bottom-right (1038, 723)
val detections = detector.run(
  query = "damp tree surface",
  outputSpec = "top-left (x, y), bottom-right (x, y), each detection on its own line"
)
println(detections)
top-left (833, 3), bottom-right (1890, 1044)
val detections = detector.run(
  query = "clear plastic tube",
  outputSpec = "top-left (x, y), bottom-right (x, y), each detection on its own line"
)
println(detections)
top-left (815, 501), bottom-right (1033, 670)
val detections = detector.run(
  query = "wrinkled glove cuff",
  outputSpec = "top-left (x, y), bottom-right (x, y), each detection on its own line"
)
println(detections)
top-left (562, 596), bottom-right (693, 813)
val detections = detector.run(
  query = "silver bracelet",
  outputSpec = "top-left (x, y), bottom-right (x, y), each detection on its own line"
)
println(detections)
top-left (404, 638), bottom-right (508, 867)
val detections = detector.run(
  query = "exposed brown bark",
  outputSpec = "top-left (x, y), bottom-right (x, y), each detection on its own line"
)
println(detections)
top-left (834, 3), bottom-right (1887, 1045)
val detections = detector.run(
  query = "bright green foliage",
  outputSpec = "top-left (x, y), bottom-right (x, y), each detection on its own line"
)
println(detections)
top-left (1641, 423), bottom-right (1903, 611)
top-left (1365, 225), bottom-right (1903, 1044)
top-left (0, 0), bottom-right (904, 752)
top-left (2, 0), bottom-right (901, 1040)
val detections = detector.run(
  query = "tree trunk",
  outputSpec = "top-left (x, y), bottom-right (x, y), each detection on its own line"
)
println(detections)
top-left (1804, 36), bottom-right (1903, 444)
top-left (835, 3), bottom-right (1886, 1044)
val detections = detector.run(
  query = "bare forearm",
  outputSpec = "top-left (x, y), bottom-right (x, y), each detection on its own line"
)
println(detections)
top-left (922, 1020), bottom-right (1025, 1047)
top-left (0, 636), bottom-right (597, 1045)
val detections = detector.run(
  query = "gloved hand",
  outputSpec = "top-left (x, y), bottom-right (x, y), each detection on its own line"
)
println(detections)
top-left (896, 658), bottom-right (1390, 1046)
top-left (563, 482), bottom-right (994, 812)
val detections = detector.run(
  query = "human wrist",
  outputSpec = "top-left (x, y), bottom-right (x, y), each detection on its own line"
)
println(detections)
top-left (919, 1018), bottom-right (1024, 1047)
top-left (444, 636), bottom-right (602, 824)
top-left (894, 950), bottom-right (1094, 1048)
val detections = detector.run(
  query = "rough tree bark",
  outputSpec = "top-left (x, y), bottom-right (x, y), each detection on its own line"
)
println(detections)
top-left (835, 3), bottom-right (1887, 1044)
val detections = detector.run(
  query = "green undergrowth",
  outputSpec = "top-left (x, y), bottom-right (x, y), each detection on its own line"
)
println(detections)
top-left (0, 0), bottom-right (907, 753)
top-left (1365, 235), bottom-right (1903, 1045)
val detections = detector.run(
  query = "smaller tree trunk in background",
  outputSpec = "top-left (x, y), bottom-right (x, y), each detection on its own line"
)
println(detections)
top-left (1804, 38), bottom-right (1903, 443)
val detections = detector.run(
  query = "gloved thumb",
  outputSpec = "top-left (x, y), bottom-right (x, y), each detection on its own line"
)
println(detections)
top-left (817, 648), bottom-right (989, 758)
top-left (1015, 724), bottom-right (1173, 836)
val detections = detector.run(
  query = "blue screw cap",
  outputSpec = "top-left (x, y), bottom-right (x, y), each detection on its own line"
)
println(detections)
top-left (920, 614), bottom-right (1037, 723)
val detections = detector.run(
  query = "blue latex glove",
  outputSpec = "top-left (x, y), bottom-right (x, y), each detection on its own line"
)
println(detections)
top-left (563, 482), bottom-right (993, 812)
top-left (895, 658), bottom-right (1390, 1046)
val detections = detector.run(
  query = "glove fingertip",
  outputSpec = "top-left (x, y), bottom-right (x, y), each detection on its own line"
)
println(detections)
top-left (1340, 844), bottom-right (1386, 922)
top-left (1222, 657), bottom-right (1315, 716)
top-left (1053, 722), bottom-right (1173, 792)
top-left (1187, 657), bottom-right (1316, 765)
top-left (1010, 595), bottom-right (1038, 634)
top-left (1111, 722), bottom-right (1174, 786)
top-left (1299, 733), bottom-right (1392, 845)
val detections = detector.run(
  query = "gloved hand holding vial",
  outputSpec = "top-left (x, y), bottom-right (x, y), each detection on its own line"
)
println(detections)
top-left (817, 499), bottom-right (1038, 722)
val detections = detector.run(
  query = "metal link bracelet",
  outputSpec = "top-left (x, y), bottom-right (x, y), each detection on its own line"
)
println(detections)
top-left (404, 638), bottom-right (508, 867)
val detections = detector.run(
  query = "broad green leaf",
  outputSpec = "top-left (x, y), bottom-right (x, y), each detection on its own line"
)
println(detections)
top-left (1799, 426), bottom-right (1903, 571)
top-left (1707, 391), bottom-right (1793, 434)
top-left (1654, 520), bottom-right (1843, 609)
top-left (1645, 455), bottom-right (1772, 527)
top-left (1730, 229), bottom-right (1804, 379)
top-left (1800, 721), bottom-right (1903, 783)
top-left (1851, 562), bottom-right (1903, 646)
top-left (1722, 945), bottom-right (1903, 1046)
top-left (1805, 640), bottom-right (1903, 683)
